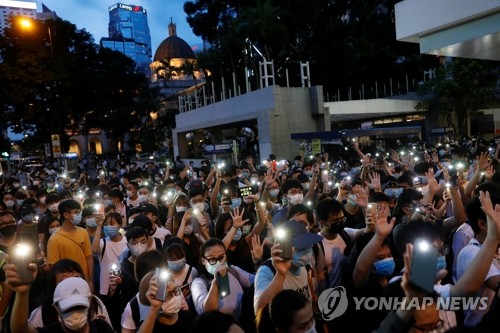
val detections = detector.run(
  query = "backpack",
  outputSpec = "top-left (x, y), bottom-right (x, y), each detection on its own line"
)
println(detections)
top-left (129, 296), bottom-right (143, 330)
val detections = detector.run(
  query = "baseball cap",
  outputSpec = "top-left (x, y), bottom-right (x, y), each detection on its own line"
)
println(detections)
top-left (281, 220), bottom-right (323, 249)
top-left (53, 277), bottom-right (91, 312)
top-left (129, 214), bottom-right (153, 232)
top-left (136, 203), bottom-right (158, 216)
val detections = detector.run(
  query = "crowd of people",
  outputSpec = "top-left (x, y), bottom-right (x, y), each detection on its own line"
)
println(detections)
top-left (0, 138), bottom-right (500, 333)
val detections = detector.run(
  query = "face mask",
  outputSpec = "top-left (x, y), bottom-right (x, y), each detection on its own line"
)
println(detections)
top-left (441, 162), bottom-right (450, 168)
top-left (129, 242), bottom-right (147, 257)
top-left (232, 228), bottom-right (242, 242)
top-left (104, 226), bottom-right (120, 238)
top-left (288, 193), bottom-right (303, 206)
top-left (347, 194), bottom-right (357, 207)
top-left (242, 224), bottom-right (252, 235)
top-left (49, 227), bottom-right (59, 235)
top-left (33, 180), bottom-right (40, 186)
top-left (436, 255), bottom-right (446, 272)
top-left (0, 225), bottom-right (16, 237)
top-left (242, 172), bottom-right (250, 179)
top-left (17, 199), bottom-right (24, 207)
top-left (237, 173), bottom-right (243, 179)
top-left (49, 203), bottom-right (59, 213)
top-left (305, 171), bottom-right (313, 178)
top-left (291, 248), bottom-right (313, 268)
top-left (168, 258), bottom-right (186, 272)
top-left (59, 307), bottom-right (88, 331)
top-left (22, 214), bottom-right (34, 222)
top-left (138, 194), bottom-right (149, 203)
top-left (230, 198), bottom-right (241, 209)
top-left (4, 200), bottom-right (14, 208)
top-left (126, 190), bottom-right (134, 198)
top-left (13, 183), bottom-right (20, 188)
top-left (301, 183), bottom-right (310, 190)
top-left (184, 225), bottom-right (193, 235)
top-left (176, 205), bottom-right (187, 213)
top-left (105, 199), bottom-right (113, 206)
top-left (72, 213), bottom-right (82, 226)
top-left (47, 182), bottom-right (54, 188)
top-left (269, 189), bottom-right (280, 198)
top-left (384, 188), bottom-right (404, 198)
top-left (191, 202), bottom-right (205, 212)
top-left (85, 218), bottom-right (97, 228)
top-left (161, 294), bottom-right (182, 315)
top-left (372, 257), bottom-right (395, 277)
top-left (243, 197), bottom-right (253, 204)
top-left (327, 220), bottom-right (345, 234)
top-left (205, 261), bottom-right (221, 276)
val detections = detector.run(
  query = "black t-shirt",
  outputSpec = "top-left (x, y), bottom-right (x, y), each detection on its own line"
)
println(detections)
top-left (151, 310), bottom-right (193, 333)
top-left (36, 319), bottom-right (113, 333)
top-left (226, 239), bottom-right (255, 273)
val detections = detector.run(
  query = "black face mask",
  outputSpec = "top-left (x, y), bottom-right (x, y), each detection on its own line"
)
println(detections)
top-left (0, 225), bottom-right (17, 237)
top-left (328, 221), bottom-right (345, 234)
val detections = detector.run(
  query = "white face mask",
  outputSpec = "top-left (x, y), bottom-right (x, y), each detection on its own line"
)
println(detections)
top-left (304, 319), bottom-right (317, 333)
top-left (59, 307), bottom-right (88, 331)
top-left (269, 189), bottom-right (280, 198)
top-left (191, 202), bottom-right (205, 212)
top-left (161, 294), bottom-right (182, 314)
top-left (49, 227), bottom-right (59, 235)
top-left (301, 182), bottom-right (310, 190)
top-left (49, 203), bottom-right (59, 213)
top-left (129, 242), bottom-right (147, 257)
top-left (184, 225), bottom-right (193, 235)
top-left (138, 194), bottom-right (149, 203)
top-left (176, 205), bottom-right (187, 213)
top-left (126, 190), bottom-right (134, 198)
top-left (288, 193), bottom-right (303, 205)
top-left (4, 200), bottom-right (14, 208)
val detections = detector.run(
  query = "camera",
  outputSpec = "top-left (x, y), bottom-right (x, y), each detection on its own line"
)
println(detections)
top-left (10, 243), bottom-right (35, 286)
top-left (275, 228), bottom-right (292, 260)
top-left (110, 263), bottom-right (121, 277)
top-left (154, 268), bottom-right (169, 301)
top-left (410, 239), bottom-right (438, 294)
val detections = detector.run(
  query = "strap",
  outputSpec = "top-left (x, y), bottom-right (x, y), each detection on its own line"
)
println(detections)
top-left (130, 297), bottom-right (141, 329)
top-left (101, 237), bottom-right (106, 260)
top-left (182, 265), bottom-right (193, 286)
top-left (154, 237), bottom-right (162, 250)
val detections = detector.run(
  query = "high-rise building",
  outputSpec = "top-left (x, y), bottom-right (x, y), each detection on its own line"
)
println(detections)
top-left (0, 0), bottom-right (36, 32)
top-left (100, 3), bottom-right (152, 76)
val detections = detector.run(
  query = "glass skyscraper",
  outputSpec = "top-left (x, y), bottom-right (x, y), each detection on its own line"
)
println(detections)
top-left (100, 3), bottom-right (152, 76)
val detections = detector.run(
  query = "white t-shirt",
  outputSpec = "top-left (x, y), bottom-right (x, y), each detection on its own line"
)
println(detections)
top-left (99, 236), bottom-right (128, 295)
top-left (191, 265), bottom-right (254, 318)
top-left (457, 238), bottom-right (500, 326)
top-left (452, 223), bottom-right (474, 283)
top-left (121, 294), bottom-right (151, 331)
top-left (172, 264), bottom-right (198, 287)
top-left (319, 228), bottom-right (357, 287)
top-left (152, 226), bottom-right (171, 242)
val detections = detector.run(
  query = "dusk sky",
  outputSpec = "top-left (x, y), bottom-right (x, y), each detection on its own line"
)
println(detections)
top-left (36, 0), bottom-right (203, 50)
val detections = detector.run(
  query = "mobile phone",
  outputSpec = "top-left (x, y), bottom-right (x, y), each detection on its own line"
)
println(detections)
top-left (154, 268), bottom-right (169, 301)
top-left (275, 228), bottom-right (292, 260)
top-left (238, 186), bottom-right (254, 197)
top-left (110, 263), bottom-right (121, 277)
top-left (410, 240), bottom-right (438, 294)
top-left (10, 244), bottom-right (35, 286)
top-left (217, 272), bottom-right (230, 299)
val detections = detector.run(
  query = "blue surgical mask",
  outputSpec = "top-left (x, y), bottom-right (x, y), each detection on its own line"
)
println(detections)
top-left (372, 257), bottom-right (395, 277)
top-left (436, 255), bottom-right (446, 272)
top-left (168, 258), bottom-right (186, 272)
top-left (104, 226), bottom-right (120, 238)
top-left (384, 188), bottom-right (403, 198)
top-left (291, 248), bottom-right (313, 268)
top-left (232, 228), bottom-right (242, 242)
top-left (230, 198), bottom-right (241, 209)
top-left (347, 194), bottom-right (357, 206)
top-left (105, 199), bottom-right (113, 206)
top-left (72, 213), bottom-right (82, 226)
top-left (86, 218), bottom-right (98, 228)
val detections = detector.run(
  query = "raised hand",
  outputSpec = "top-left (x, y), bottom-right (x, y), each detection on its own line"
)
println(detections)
top-left (251, 235), bottom-right (265, 263)
top-left (270, 242), bottom-right (291, 275)
top-left (479, 191), bottom-right (500, 241)
top-left (353, 185), bottom-right (368, 208)
top-left (425, 168), bottom-right (441, 193)
top-left (264, 169), bottom-right (275, 187)
top-left (477, 151), bottom-right (491, 172)
top-left (367, 172), bottom-right (381, 192)
top-left (230, 207), bottom-right (249, 229)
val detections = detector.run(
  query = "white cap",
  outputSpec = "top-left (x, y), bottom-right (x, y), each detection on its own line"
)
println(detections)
top-left (53, 277), bottom-right (91, 311)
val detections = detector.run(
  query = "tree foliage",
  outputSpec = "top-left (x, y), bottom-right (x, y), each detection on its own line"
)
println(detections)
top-left (416, 58), bottom-right (500, 139)
top-left (0, 17), bottom-right (154, 153)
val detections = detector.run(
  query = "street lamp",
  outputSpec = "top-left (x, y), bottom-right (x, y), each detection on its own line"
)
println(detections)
top-left (17, 17), bottom-right (54, 60)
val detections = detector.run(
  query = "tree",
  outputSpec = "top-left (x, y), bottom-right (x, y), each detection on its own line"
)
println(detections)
top-left (416, 58), bottom-right (500, 139)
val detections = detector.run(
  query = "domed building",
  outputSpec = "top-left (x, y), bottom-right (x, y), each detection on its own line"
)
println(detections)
top-left (150, 20), bottom-right (205, 96)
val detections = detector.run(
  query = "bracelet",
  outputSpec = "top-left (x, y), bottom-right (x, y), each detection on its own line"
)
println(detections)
top-left (231, 225), bottom-right (238, 231)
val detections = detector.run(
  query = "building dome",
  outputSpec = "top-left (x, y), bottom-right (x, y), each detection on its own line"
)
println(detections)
top-left (153, 21), bottom-right (195, 61)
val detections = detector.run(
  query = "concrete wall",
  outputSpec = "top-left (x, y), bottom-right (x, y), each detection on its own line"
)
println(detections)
top-left (173, 85), bottom-right (330, 161)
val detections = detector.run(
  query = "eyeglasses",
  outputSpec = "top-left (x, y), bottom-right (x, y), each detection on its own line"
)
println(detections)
top-left (165, 287), bottom-right (182, 302)
top-left (203, 255), bottom-right (225, 265)
top-left (329, 217), bottom-right (346, 224)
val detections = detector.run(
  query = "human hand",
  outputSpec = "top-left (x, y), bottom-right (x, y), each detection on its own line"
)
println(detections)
top-left (425, 168), bottom-right (441, 193)
top-left (230, 207), bottom-right (249, 229)
top-left (147, 276), bottom-right (164, 310)
top-left (480, 191), bottom-right (500, 241)
top-left (251, 235), bottom-right (265, 263)
top-left (375, 208), bottom-right (395, 238)
top-left (271, 242), bottom-right (291, 275)
top-left (353, 185), bottom-right (368, 208)
top-left (3, 259), bottom-right (38, 294)
top-left (264, 170), bottom-right (275, 187)
top-left (366, 172), bottom-right (381, 192)
top-left (477, 151), bottom-right (491, 172)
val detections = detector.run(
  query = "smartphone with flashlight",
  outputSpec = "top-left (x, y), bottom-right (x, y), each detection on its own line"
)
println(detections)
top-left (217, 272), bottom-right (230, 299)
top-left (275, 228), bottom-right (292, 260)
top-left (154, 268), bottom-right (169, 301)
top-left (10, 244), bottom-right (35, 286)
top-left (411, 239), bottom-right (438, 294)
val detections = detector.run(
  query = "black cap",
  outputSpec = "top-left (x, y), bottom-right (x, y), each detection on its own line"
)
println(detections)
top-left (135, 204), bottom-right (158, 216)
top-left (129, 215), bottom-right (153, 233)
